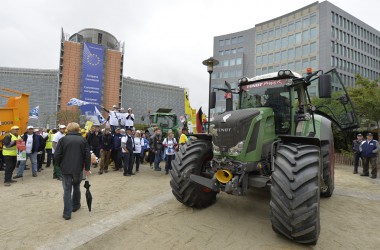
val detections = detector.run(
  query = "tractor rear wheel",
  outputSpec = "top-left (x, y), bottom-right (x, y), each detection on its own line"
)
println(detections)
top-left (270, 143), bottom-right (320, 244)
top-left (170, 139), bottom-right (217, 208)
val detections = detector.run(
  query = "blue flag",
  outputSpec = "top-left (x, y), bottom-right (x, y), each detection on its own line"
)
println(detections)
top-left (67, 98), bottom-right (91, 107)
top-left (29, 106), bottom-right (39, 119)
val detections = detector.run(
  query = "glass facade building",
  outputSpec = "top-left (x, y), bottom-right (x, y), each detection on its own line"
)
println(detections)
top-left (212, 1), bottom-right (380, 115)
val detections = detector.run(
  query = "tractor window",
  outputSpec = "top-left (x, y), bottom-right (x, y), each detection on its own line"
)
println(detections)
top-left (156, 115), bottom-right (176, 129)
top-left (312, 69), bottom-right (359, 130)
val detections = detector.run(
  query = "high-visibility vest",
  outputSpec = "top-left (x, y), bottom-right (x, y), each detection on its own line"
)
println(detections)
top-left (46, 133), bottom-right (53, 149)
top-left (2, 133), bottom-right (21, 156)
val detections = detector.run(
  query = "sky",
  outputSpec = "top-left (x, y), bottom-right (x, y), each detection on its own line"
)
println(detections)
top-left (1, 0), bottom-right (379, 114)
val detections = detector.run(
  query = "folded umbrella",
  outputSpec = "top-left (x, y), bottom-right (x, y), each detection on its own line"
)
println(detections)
top-left (83, 176), bottom-right (92, 216)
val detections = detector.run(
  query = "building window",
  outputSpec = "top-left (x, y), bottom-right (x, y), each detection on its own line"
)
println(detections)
top-left (288, 35), bottom-right (294, 47)
top-left (310, 15), bottom-right (317, 25)
top-left (302, 59), bottom-right (309, 70)
top-left (302, 30), bottom-right (309, 42)
top-left (256, 44), bottom-right (261, 54)
top-left (230, 59), bottom-right (236, 66)
top-left (256, 33), bottom-right (262, 41)
top-left (310, 27), bottom-right (317, 40)
top-left (262, 42), bottom-right (268, 53)
top-left (303, 18), bottom-right (309, 29)
top-left (288, 62), bottom-right (294, 71)
top-left (269, 30), bottom-right (275, 38)
top-left (288, 48), bottom-right (294, 60)
top-left (223, 60), bottom-right (229, 67)
top-left (219, 40), bottom-right (225, 46)
top-left (98, 33), bottom-right (102, 44)
top-left (231, 48), bottom-right (236, 54)
top-left (282, 26), bottom-right (288, 35)
top-left (256, 56), bottom-right (262, 65)
top-left (263, 32), bottom-right (268, 40)
top-left (236, 69), bottom-right (242, 77)
top-left (275, 39), bottom-right (281, 50)
top-left (331, 41), bottom-right (335, 53)
top-left (225, 50), bottom-right (230, 55)
top-left (282, 37), bottom-right (288, 48)
top-left (225, 39), bottom-right (231, 46)
top-left (223, 71), bottom-right (229, 78)
top-left (276, 27), bottom-right (281, 37)
top-left (237, 47), bottom-right (244, 53)
top-left (236, 58), bottom-right (242, 65)
top-left (238, 36), bottom-right (244, 43)
top-left (275, 52), bottom-right (281, 62)
top-left (263, 55), bottom-right (268, 65)
top-left (219, 50), bottom-right (224, 56)
top-left (231, 37), bottom-right (237, 44)
top-left (295, 47), bottom-right (301, 58)
top-left (295, 20), bottom-right (301, 31)
top-left (302, 44), bottom-right (309, 55)
top-left (256, 69), bottom-right (262, 75)
top-left (268, 53), bottom-right (274, 64)
top-left (269, 40), bottom-right (275, 50)
top-left (295, 61), bottom-right (301, 71)
top-left (295, 32), bottom-right (302, 45)
top-left (281, 51), bottom-right (287, 62)
top-left (310, 42), bottom-right (317, 54)
top-left (288, 23), bottom-right (295, 32)
top-left (310, 56), bottom-right (317, 69)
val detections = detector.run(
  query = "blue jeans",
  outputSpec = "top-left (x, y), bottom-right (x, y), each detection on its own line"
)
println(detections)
top-left (17, 152), bottom-right (38, 176)
top-left (154, 150), bottom-right (163, 170)
top-left (62, 174), bottom-right (82, 217)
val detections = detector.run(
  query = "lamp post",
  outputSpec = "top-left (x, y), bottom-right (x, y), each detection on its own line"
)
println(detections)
top-left (202, 57), bottom-right (219, 133)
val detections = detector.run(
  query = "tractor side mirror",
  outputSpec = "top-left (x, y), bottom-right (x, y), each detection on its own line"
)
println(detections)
top-left (318, 74), bottom-right (332, 98)
top-left (210, 92), bottom-right (216, 109)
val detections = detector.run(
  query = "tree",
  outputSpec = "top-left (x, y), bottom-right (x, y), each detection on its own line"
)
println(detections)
top-left (347, 74), bottom-right (380, 135)
top-left (56, 109), bottom-right (81, 125)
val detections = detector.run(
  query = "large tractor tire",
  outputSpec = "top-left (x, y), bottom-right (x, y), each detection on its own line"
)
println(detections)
top-left (270, 143), bottom-right (321, 244)
top-left (170, 139), bottom-right (217, 208)
top-left (320, 142), bottom-right (334, 198)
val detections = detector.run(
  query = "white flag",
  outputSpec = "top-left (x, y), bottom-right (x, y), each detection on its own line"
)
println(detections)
top-left (94, 106), bottom-right (106, 125)
top-left (29, 106), bottom-right (39, 119)
top-left (67, 98), bottom-right (90, 107)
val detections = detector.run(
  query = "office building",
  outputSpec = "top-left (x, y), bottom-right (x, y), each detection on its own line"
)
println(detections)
top-left (212, 1), bottom-right (380, 114)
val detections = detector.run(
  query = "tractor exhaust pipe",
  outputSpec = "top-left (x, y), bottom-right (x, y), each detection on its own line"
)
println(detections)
top-left (215, 170), bottom-right (233, 184)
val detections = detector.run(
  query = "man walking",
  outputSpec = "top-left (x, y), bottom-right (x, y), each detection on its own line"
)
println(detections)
top-left (359, 132), bottom-right (379, 179)
top-left (152, 128), bottom-right (163, 171)
top-left (3, 126), bottom-right (21, 186)
top-left (86, 125), bottom-right (102, 167)
top-left (352, 133), bottom-right (364, 174)
top-left (14, 126), bottom-right (40, 178)
top-left (54, 122), bottom-right (91, 220)
top-left (52, 125), bottom-right (66, 180)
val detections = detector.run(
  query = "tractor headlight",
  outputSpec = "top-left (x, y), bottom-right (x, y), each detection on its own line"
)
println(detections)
top-left (228, 140), bottom-right (245, 156)
top-left (212, 142), bottom-right (220, 154)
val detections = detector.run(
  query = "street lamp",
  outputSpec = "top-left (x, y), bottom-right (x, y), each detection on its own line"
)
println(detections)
top-left (202, 57), bottom-right (219, 133)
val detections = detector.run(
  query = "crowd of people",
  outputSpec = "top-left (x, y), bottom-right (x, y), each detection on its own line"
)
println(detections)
top-left (2, 107), bottom-right (190, 187)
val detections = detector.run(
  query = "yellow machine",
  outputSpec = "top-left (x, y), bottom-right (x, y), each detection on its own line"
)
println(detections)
top-left (0, 88), bottom-right (30, 152)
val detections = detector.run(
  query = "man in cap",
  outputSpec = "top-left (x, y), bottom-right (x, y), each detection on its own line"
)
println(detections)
top-left (14, 126), bottom-right (40, 178)
top-left (125, 108), bottom-right (135, 130)
top-left (118, 107), bottom-right (127, 130)
top-left (3, 126), bottom-right (21, 186)
top-left (122, 127), bottom-right (135, 176)
top-left (52, 124), bottom-right (66, 180)
top-left (179, 127), bottom-right (189, 145)
top-left (352, 133), bottom-right (364, 174)
top-left (359, 132), bottom-right (379, 178)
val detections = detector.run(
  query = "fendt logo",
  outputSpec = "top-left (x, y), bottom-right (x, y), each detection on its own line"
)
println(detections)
top-left (222, 114), bottom-right (231, 122)
top-left (0, 121), bottom-right (14, 126)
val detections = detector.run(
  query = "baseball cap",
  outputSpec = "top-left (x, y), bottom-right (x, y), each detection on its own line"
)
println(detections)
top-left (27, 125), bottom-right (34, 130)
top-left (367, 132), bottom-right (373, 136)
top-left (112, 105), bottom-right (117, 108)
top-left (115, 127), bottom-right (121, 130)
top-left (126, 127), bottom-right (132, 131)
top-left (119, 107), bottom-right (125, 111)
top-left (357, 133), bottom-right (363, 136)
top-left (11, 125), bottom-right (19, 130)
top-left (59, 125), bottom-right (66, 129)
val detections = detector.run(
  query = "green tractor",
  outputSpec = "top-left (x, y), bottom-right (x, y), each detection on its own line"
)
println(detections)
top-left (148, 108), bottom-right (179, 137)
top-left (170, 69), bottom-right (358, 244)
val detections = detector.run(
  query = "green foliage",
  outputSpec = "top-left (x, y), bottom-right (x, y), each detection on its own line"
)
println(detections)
top-left (347, 74), bottom-right (380, 128)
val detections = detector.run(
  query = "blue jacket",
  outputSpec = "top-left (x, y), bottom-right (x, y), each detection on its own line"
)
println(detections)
top-left (112, 133), bottom-right (123, 150)
top-left (360, 140), bottom-right (380, 158)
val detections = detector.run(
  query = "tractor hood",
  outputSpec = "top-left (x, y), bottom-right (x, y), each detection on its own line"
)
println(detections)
top-left (211, 109), bottom-right (260, 154)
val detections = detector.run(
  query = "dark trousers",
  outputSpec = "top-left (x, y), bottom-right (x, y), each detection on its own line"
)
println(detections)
top-left (4, 156), bottom-right (17, 183)
top-left (37, 153), bottom-right (43, 170)
top-left (148, 149), bottom-right (155, 166)
top-left (363, 157), bottom-right (377, 177)
top-left (46, 149), bottom-right (53, 167)
top-left (62, 174), bottom-right (82, 218)
top-left (112, 148), bottom-right (122, 169)
top-left (165, 154), bottom-right (175, 173)
top-left (133, 153), bottom-right (140, 172)
top-left (123, 152), bottom-right (133, 174)
top-left (353, 153), bottom-right (362, 172)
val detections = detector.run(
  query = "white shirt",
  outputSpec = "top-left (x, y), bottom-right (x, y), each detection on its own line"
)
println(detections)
top-left (133, 137), bottom-right (144, 154)
top-left (109, 110), bottom-right (119, 126)
top-left (52, 131), bottom-right (65, 154)
top-left (118, 112), bottom-right (127, 126)
top-left (125, 113), bottom-right (134, 127)
top-left (163, 137), bottom-right (177, 155)
top-left (121, 136), bottom-right (127, 153)
top-left (26, 134), bottom-right (34, 153)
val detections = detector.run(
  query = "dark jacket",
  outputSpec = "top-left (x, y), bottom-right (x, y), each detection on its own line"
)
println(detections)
top-left (101, 133), bottom-right (113, 151)
top-left (22, 132), bottom-right (40, 153)
top-left (54, 132), bottom-right (91, 175)
top-left (86, 131), bottom-right (102, 149)
top-left (352, 139), bottom-right (362, 154)
top-left (37, 134), bottom-right (46, 151)
top-left (112, 133), bottom-right (123, 150)
top-left (360, 140), bottom-right (380, 158)
top-left (152, 134), bottom-right (163, 151)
